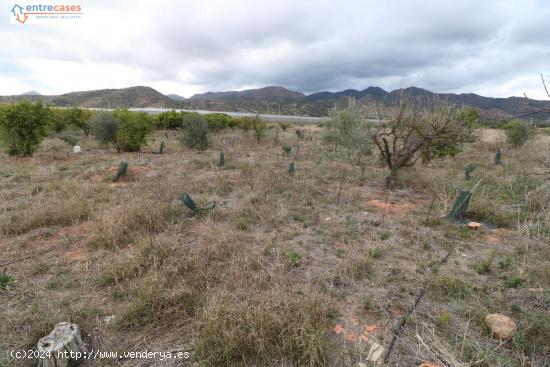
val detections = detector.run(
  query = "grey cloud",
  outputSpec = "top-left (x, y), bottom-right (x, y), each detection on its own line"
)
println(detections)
top-left (1, 0), bottom-right (549, 97)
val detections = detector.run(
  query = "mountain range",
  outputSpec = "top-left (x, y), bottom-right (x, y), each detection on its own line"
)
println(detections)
top-left (2, 85), bottom-right (549, 120)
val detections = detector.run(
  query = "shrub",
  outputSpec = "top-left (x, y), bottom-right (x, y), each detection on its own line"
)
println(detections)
top-left (114, 110), bottom-right (153, 152)
top-left (372, 97), bottom-right (477, 187)
top-left (50, 107), bottom-right (92, 134)
top-left (155, 110), bottom-right (186, 129)
top-left (181, 113), bottom-right (209, 150)
top-left (324, 98), bottom-right (372, 181)
top-left (205, 113), bottom-right (234, 132)
top-left (250, 116), bottom-right (266, 142)
top-left (233, 116), bottom-right (254, 132)
top-left (196, 290), bottom-right (333, 366)
top-left (0, 101), bottom-right (51, 156)
top-left (505, 120), bottom-right (529, 147)
top-left (89, 111), bottom-right (118, 147)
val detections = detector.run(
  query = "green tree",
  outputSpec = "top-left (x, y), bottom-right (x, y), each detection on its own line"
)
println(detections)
top-left (114, 110), bottom-right (153, 152)
top-left (505, 120), bottom-right (529, 148)
top-left (421, 107), bottom-right (479, 162)
top-left (205, 113), bottom-right (234, 132)
top-left (0, 101), bottom-right (51, 156)
top-left (155, 110), bottom-right (186, 129)
top-left (50, 107), bottom-right (92, 134)
top-left (324, 98), bottom-right (372, 181)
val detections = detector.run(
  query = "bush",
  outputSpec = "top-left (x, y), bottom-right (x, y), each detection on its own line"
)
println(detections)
top-left (89, 111), bottom-right (119, 147)
top-left (250, 116), bottom-right (266, 142)
top-left (50, 107), bottom-right (92, 134)
top-left (372, 98), bottom-right (477, 187)
top-left (114, 110), bottom-right (153, 152)
top-left (205, 113), bottom-right (235, 132)
top-left (0, 101), bottom-right (51, 156)
top-left (324, 98), bottom-right (372, 181)
top-left (181, 113), bottom-right (209, 150)
top-left (505, 120), bottom-right (529, 147)
top-left (155, 110), bottom-right (186, 129)
top-left (233, 116), bottom-right (254, 132)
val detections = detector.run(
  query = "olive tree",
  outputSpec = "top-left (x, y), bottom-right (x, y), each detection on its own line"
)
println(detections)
top-left (324, 98), bottom-right (373, 181)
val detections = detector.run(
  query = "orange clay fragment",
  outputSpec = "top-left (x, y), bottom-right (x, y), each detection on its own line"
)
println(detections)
top-left (333, 324), bottom-right (344, 335)
top-left (345, 332), bottom-right (358, 342)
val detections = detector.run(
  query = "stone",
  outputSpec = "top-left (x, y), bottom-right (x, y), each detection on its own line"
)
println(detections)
top-left (366, 341), bottom-right (384, 364)
top-left (485, 313), bottom-right (516, 340)
top-left (420, 363), bottom-right (442, 367)
top-left (37, 322), bottom-right (87, 367)
top-left (467, 221), bottom-right (482, 230)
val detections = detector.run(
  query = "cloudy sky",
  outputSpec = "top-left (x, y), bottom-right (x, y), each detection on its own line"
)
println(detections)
top-left (1, 0), bottom-right (549, 98)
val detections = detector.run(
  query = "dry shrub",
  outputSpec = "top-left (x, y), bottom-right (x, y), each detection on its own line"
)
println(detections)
top-left (196, 288), bottom-right (334, 366)
top-left (0, 196), bottom-right (90, 236)
top-left (90, 199), bottom-right (171, 249)
top-left (116, 275), bottom-right (202, 329)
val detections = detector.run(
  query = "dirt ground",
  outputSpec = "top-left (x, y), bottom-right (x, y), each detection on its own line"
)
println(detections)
top-left (0, 127), bottom-right (549, 366)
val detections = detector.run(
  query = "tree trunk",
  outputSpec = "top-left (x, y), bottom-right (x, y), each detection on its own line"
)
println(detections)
top-left (37, 322), bottom-right (87, 367)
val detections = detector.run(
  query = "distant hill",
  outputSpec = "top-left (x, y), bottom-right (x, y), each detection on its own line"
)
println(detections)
top-left (167, 93), bottom-right (185, 101)
top-left (190, 86), bottom-right (305, 102)
top-left (0, 86), bottom-right (175, 108)
top-left (21, 90), bottom-right (41, 96)
top-left (2, 84), bottom-right (549, 120)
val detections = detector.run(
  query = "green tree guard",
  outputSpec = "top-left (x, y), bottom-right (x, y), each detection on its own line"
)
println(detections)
top-left (159, 140), bottom-right (165, 154)
top-left (113, 161), bottom-right (128, 182)
top-left (180, 193), bottom-right (198, 212)
top-left (449, 190), bottom-right (472, 221)
top-left (288, 162), bottom-right (295, 176)
top-left (495, 148), bottom-right (502, 165)
top-left (219, 151), bottom-right (225, 167)
top-left (464, 163), bottom-right (476, 181)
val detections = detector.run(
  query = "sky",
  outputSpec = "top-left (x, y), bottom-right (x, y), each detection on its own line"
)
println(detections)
top-left (1, 0), bottom-right (550, 98)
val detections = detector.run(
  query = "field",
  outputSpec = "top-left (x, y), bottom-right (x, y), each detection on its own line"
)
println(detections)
top-left (0, 125), bottom-right (549, 366)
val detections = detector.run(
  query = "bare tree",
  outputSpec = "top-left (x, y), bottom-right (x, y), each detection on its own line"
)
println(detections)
top-left (372, 95), bottom-right (477, 188)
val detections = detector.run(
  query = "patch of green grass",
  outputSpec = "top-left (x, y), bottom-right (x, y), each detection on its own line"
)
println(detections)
top-left (498, 256), bottom-right (512, 269)
top-left (0, 272), bottom-right (15, 290)
top-left (504, 275), bottom-right (525, 288)
top-left (369, 247), bottom-right (383, 259)
top-left (379, 232), bottom-right (390, 240)
top-left (284, 250), bottom-right (301, 267)
top-left (474, 249), bottom-right (496, 274)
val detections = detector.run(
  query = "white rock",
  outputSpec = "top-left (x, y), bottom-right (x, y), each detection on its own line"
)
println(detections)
top-left (366, 341), bottom-right (385, 364)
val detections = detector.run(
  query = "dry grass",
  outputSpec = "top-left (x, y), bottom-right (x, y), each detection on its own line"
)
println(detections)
top-left (0, 127), bottom-right (549, 367)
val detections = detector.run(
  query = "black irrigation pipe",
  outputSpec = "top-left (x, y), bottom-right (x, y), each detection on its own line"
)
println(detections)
top-left (0, 246), bottom-right (58, 268)
top-left (383, 244), bottom-right (456, 364)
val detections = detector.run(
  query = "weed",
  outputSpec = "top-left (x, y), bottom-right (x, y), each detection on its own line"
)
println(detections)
top-left (437, 310), bottom-right (452, 327)
top-left (369, 247), bottom-right (383, 259)
top-left (430, 275), bottom-right (471, 299)
top-left (284, 250), bottom-right (301, 267)
top-left (504, 276), bottom-right (525, 288)
top-left (0, 272), bottom-right (15, 290)
top-left (474, 249), bottom-right (496, 274)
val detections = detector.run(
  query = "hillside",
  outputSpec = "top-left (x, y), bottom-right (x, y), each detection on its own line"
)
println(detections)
top-left (190, 86), bottom-right (305, 102)
top-left (0, 86), bottom-right (175, 109)
top-left (2, 85), bottom-right (549, 120)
